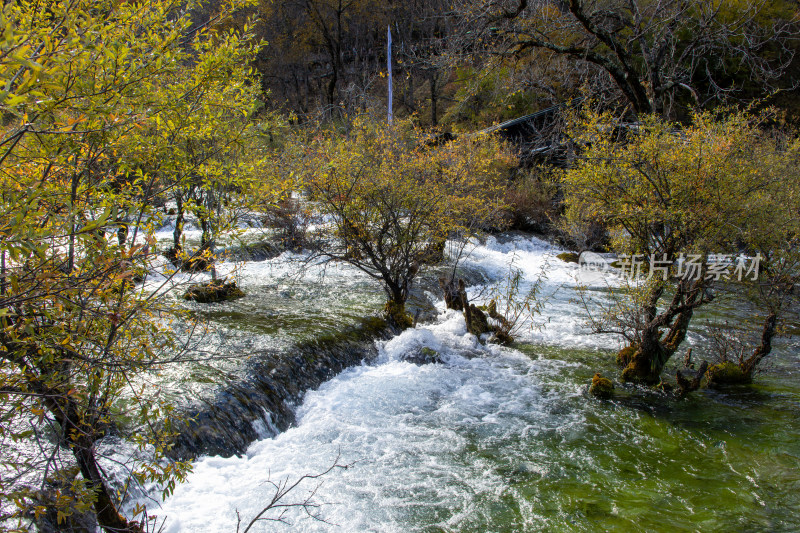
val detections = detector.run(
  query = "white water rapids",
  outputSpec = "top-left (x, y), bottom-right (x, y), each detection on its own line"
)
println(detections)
top-left (138, 234), bottom-right (631, 532)
top-left (137, 233), bottom-right (800, 533)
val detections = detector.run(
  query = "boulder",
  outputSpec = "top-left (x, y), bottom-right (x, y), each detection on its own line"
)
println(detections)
top-left (556, 251), bottom-right (580, 263)
top-left (184, 279), bottom-right (245, 303)
top-left (403, 346), bottom-right (442, 365)
top-left (589, 373), bottom-right (614, 399)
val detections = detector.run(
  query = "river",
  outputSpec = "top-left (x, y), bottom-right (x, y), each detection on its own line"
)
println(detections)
top-left (141, 233), bottom-right (800, 532)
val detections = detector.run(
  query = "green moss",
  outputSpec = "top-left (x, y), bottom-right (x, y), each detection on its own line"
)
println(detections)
top-left (616, 345), bottom-right (637, 367)
top-left (384, 300), bottom-right (413, 329)
top-left (465, 304), bottom-right (492, 337)
top-left (413, 346), bottom-right (442, 364)
top-left (706, 361), bottom-right (751, 387)
top-left (589, 373), bottom-right (614, 399)
top-left (184, 279), bottom-right (245, 303)
top-left (556, 252), bottom-right (580, 263)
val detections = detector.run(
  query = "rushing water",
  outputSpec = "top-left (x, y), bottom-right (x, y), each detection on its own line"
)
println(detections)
top-left (143, 228), bottom-right (386, 400)
top-left (143, 234), bottom-right (800, 532)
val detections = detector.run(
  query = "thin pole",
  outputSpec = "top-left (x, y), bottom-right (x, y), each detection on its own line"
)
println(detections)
top-left (387, 25), bottom-right (393, 125)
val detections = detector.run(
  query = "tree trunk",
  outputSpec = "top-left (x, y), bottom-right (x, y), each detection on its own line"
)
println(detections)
top-left (173, 194), bottom-right (184, 253)
top-left (439, 277), bottom-right (463, 311)
top-left (742, 312), bottom-right (778, 378)
top-left (620, 336), bottom-right (668, 385)
top-left (68, 172), bottom-right (80, 272)
top-left (198, 216), bottom-right (216, 279)
top-left (620, 276), bottom-right (704, 384)
top-left (73, 445), bottom-right (143, 533)
top-left (621, 308), bottom-right (694, 385)
top-left (1, 249), bottom-right (6, 296)
top-left (384, 297), bottom-right (412, 329)
top-left (37, 388), bottom-right (143, 533)
top-left (430, 72), bottom-right (438, 126)
top-left (327, 70), bottom-right (337, 106)
top-left (117, 224), bottom-right (128, 247)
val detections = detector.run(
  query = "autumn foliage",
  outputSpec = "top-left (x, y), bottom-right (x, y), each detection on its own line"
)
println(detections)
top-left (299, 118), bottom-right (514, 326)
top-left (562, 108), bottom-right (800, 384)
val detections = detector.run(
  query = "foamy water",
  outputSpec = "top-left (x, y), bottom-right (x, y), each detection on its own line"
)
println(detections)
top-left (135, 233), bottom-right (800, 533)
top-left (148, 311), bottom-right (585, 532)
top-left (140, 234), bottom-right (619, 531)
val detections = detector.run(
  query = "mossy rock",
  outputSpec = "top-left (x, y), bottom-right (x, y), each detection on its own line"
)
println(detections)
top-left (404, 346), bottom-right (442, 365)
top-left (556, 252), bottom-right (580, 264)
top-left (616, 345), bottom-right (637, 367)
top-left (705, 361), bottom-right (751, 387)
top-left (384, 301), bottom-right (413, 329)
top-left (491, 330), bottom-right (514, 346)
top-left (184, 279), bottom-right (245, 303)
top-left (589, 373), bottom-right (614, 399)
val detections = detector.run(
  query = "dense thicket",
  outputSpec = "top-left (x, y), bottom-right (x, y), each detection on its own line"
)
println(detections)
top-left (0, 1), bottom-right (279, 530)
top-left (242, 0), bottom-right (800, 124)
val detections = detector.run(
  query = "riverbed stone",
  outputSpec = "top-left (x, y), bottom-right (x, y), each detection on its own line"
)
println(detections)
top-left (403, 346), bottom-right (442, 365)
top-left (589, 373), bottom-right (614, 399)
top-left (184, 279), bottom-right (245, 303)
top-left (705, 361), bottom-right (750, 387)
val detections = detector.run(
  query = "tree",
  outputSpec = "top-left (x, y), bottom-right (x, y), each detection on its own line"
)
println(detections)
top-left (703, 127), bottom-right (800, 386)
top-left (146, 34), bottom-right (280, 276)
top-left (450, 0), bottom-right (799, 118)
top-left (562, 108), bottom-right (796, 385)
top-left (254, 0), bottom-right (389, 112)
top-left (0, 1), bottom-right (266, 530)
top-left (299, 117), bottom-right (513, 327)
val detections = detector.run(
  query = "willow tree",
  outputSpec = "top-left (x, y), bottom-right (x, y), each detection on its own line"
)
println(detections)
top-left (0, 1), bottom-right (269, 530)
top-left (563, 109), bottom-right (794, 385)
top-left (301, 118), bottom-right (513, 327)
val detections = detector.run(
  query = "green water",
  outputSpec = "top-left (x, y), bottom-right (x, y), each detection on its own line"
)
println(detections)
top-left (155, 314), bottom-right (800, 532)
top-left (157, 268), bottom-right (385, 399)
top-left (432, 344), bottom-right (800, 532)
top-left (152, 233), bottom-right (800, 531)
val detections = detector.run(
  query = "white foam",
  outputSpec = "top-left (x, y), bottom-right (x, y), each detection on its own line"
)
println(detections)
top-left (454, 234), bottom-right (623, 349)
top-left (142, 233), bottom-right (616, 530)
top-left (147, 311), bottom-right (582, 532)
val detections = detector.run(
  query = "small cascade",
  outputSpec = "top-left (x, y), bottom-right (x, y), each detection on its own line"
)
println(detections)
top-left (170, 316), bottom-right (397, 459)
